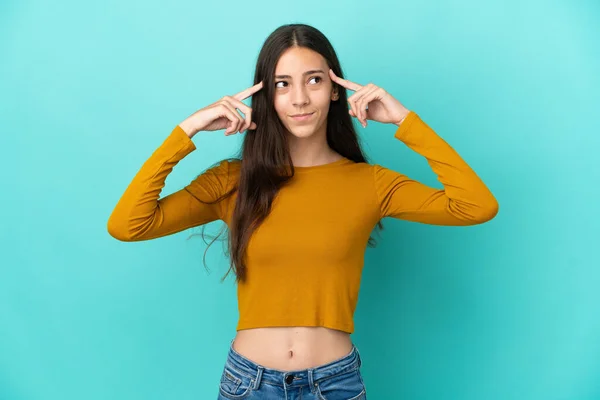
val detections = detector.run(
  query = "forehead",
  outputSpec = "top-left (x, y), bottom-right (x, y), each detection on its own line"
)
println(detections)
top-left (275, 47), bottom-right (327, 74)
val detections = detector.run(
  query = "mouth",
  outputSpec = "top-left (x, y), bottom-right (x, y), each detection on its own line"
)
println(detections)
top-left (290, 112), bottom-right (315, 121)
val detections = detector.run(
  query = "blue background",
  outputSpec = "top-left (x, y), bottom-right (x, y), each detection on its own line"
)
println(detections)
top-left (2, 0), bottom-right (599, 399)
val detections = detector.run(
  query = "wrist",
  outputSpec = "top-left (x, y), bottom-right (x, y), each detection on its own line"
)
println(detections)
top-left (394, 109), bottom-right (411, 127)
top-left (178, 120), bottom-right (198, 138)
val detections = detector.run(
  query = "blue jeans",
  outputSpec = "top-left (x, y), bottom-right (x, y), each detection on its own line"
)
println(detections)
top-left (217, 338), bottom-right (367, 399)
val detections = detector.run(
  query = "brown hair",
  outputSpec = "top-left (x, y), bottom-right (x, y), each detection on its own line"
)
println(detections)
top-left (190, 23), bottom-right (384, 283)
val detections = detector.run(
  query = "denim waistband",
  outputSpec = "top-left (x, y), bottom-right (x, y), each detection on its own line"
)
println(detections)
top-left (224, 338), bottom-right (363, 389)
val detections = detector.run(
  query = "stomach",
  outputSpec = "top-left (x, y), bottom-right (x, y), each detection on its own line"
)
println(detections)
top-left (232, 326), bottom-right (353, 371)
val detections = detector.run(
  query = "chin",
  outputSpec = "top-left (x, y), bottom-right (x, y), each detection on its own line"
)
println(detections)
top-left (286, 126), bottom-right (318, 138)
top-left (285, 117), bottom-right (326, 139)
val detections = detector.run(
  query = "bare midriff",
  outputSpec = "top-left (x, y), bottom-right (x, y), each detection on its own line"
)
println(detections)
top-left (232, 326), bottom-right (353, 371)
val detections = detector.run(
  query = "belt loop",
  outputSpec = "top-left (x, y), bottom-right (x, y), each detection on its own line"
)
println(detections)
top-left (308, 369), bottom-right (316, 394)
top-left (253, 366), bottom-right (263, 390)
top-left (355, 344), bottom-right (362, 368)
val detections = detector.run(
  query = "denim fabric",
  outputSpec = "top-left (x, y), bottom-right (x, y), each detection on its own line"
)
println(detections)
top-left (217, 338), bottom-right (367, 400)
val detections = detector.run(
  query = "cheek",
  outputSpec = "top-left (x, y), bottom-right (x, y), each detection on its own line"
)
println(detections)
top-left (273, 96), bottom-right (286, 116)
top-left (314, 91), bottom-right (332, 110)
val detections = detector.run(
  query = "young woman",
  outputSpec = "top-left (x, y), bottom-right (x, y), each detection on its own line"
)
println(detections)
top-left (108, 23), bottom-right (498, 400)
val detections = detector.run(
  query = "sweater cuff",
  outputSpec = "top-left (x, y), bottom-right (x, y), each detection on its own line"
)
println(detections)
top-left (393, 111), bottom-right (419, 142)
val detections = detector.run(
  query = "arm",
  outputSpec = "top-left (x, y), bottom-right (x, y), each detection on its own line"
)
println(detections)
top-left (374, 111), bottom-right (499, 225)
top-left (107, 125), bottom-right (229, 241)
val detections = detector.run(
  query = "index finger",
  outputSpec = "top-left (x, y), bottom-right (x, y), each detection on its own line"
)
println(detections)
top-left (233, 81), bottom-right (264, 101)
top-left (329, 69), bottom-right (363, 92)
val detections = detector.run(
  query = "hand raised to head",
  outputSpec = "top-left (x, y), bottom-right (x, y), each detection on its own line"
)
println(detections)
top-left (329, 69), bottom-right (409, 128)
top-left (179, 81), bottom-right (264, 137)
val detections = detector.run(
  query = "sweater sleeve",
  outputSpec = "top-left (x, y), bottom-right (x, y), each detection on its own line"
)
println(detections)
top-left (107, 125), bottom-right (231, 241)
top-left (373, 111), bottom-right (499, 225)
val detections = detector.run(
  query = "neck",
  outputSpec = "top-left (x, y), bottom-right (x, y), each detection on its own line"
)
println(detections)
top-left (286, 124), bottom-right (340, 167)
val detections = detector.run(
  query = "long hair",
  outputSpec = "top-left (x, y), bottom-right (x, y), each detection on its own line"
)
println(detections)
top-left (190, 23), bottom-right (384, 283)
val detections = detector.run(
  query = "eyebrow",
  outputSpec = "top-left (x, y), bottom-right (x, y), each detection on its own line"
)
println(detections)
top-left (274, 69), bottom-right (325, 79)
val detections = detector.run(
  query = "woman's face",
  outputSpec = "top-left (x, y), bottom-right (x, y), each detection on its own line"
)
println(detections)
top-left (273, 46), bottom-right (338, 139)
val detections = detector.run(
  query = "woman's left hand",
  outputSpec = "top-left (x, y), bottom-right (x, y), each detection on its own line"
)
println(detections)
top-left (329, 69), bottom-right (410, 128)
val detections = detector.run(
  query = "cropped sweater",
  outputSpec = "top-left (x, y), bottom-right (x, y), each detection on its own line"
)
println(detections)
top-left (107, 111), bottom-right (499, 334)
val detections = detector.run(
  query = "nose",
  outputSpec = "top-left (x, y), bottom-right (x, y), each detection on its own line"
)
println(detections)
top-left (291, 85), bottom-right (309, 107)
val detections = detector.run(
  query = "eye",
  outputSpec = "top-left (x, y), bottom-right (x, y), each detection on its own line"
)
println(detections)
top-left (275, 76), bottom-right (322, 89)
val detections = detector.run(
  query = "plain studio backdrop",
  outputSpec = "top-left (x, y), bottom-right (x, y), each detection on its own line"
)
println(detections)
top-left (1, 0), bottom-right (599, 399)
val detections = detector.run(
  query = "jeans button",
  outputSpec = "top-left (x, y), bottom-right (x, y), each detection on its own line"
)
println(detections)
top-left (285, 374), bottom-right (294, 384)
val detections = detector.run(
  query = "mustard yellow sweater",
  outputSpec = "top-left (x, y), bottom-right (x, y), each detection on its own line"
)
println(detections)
top-left (107, 111), bottom-right (498, 334)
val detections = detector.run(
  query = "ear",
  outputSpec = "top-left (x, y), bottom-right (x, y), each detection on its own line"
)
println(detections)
top-left (331, 85), bottom-right (339, 101)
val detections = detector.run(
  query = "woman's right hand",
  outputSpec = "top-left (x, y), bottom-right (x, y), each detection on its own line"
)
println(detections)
top-left (179, 81), bottom-right (264, 138)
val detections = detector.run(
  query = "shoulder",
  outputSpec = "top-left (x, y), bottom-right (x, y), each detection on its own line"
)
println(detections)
top-left (206, 158), bottom-right (241, 176)
top-left (348, 161), bottom-right (387, 176)
top-left (186, 158), bottom-right (241, 193)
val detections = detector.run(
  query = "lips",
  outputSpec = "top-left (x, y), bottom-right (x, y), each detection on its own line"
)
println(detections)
top-left (290, 112), bottom-right (315, 122)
